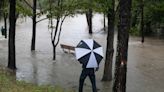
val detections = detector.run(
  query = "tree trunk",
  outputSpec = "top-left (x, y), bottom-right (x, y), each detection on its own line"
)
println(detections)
top-left (86, 13), bottom-right (90, 27)
top-left (51, 16), bottom-right (60, 60)
top-left (31, 0), bottom-right (37, 50)
top-left (86, 9), bottom-right (92, 34)
top-left (113, 0), bottom-right (132, 91)
top-left (103, 13), bottom-right (106, 31)
top-left (140, 0), bottom-right (144, 43)
top-left (145, 21), bottom-right (151, 35)
top-left (4, 13), bottom-right (7, 38)
top-left (88, 9), bottom-right (92, 34)
top-left (102, 0), bottom-right (115, 81)
top-left (53, 45), bottom-right (56, 60)
top-left (8, 0), bottom-right (16, 70)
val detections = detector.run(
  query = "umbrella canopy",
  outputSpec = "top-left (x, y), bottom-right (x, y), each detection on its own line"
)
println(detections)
top-left (75, 39), bottom-right (103, 68)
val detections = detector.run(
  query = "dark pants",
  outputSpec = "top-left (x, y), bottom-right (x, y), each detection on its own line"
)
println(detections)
top-left (79, 68), bottom-right (97, 92)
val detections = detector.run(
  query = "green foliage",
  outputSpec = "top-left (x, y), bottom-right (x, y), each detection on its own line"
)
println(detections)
top-left (94, 0), bottom-right (112, 13)
top-left (1, 0), bottom-right (33, 19)
top-left (39, 0), bottom-right (78, 19)
top-left (144, 0), bottom-right (164, 24)
top-left (131, 0), bottom-right (164, 36)
top-left (16, 0), bottom-right (33, 17)
top-left (130, 26), bottom-right (140, 36)
top-left (15, 0), bottom-right (114, 19)
top-left (0, 0), bottom-right (9, 19)
top-left (76, 0), bottom-right (112, 14)
top-left (0, 0), bottom-right (5, 12)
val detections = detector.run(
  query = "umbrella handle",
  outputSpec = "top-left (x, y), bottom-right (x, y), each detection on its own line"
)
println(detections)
top-left (80, 61), bottom-right (83, 64)
top-left (95, 67), bottom-right (99, 71)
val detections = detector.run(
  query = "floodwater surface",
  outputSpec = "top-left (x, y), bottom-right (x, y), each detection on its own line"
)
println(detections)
top-left (0, 14), bottom-right (164, 92)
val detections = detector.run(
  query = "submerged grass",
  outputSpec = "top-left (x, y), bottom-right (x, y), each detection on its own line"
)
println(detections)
top-left (0, 67), bottom-right (74, 92)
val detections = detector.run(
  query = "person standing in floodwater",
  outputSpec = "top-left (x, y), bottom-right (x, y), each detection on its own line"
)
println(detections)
top-left (79, 63), bottom-right (98, 92)
top-left (1, 26), bottom-right (7, 38)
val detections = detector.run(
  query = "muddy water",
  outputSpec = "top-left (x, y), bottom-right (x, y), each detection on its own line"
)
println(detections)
top-left (0, 14), bottom-right (164, 92)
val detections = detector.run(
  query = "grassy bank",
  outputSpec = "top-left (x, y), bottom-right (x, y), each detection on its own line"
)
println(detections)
top-left (0, 67), bottom-right (73, 92)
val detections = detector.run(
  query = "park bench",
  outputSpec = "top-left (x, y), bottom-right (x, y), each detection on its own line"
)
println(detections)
top-left (60, 44), bottom-right (75, 54)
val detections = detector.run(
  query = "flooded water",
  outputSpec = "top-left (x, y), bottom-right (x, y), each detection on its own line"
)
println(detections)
top-left (0, 14), bottom-right (164, 92)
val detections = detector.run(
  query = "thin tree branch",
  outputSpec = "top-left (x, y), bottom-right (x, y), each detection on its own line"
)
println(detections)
top-left (36, 9), bottom-right (48, 16)
top-left (53, 17), bottom-right (60, 44)
top-left (36, 17), bottom-right (49, 23)
top-left (50, 18), bottom-right (54, 43)
top-left (114, 1), bottom-right (120, 15)
top-left (22, 0), bottom-right (33, 9)
top-left (53, 0), bottom-right (61, 44)
top-left (48, 0), bottom-right (54, 45)
top-left (55, 15), bottom-right (67, 46)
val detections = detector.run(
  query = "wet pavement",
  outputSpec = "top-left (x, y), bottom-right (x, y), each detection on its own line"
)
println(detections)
top-left (0, 14), bottom-right (164, 92)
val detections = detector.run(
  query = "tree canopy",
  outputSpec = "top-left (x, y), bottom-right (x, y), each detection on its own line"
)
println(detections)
top-left (131, 0), bottom-right (164, 36)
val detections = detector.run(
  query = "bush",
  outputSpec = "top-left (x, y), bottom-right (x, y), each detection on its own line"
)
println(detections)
top-left (129, 26), bottom-right (140, 36)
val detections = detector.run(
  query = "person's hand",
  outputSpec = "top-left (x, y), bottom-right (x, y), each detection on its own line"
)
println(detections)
top-left (95, 67), bottom-right (99, 71)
